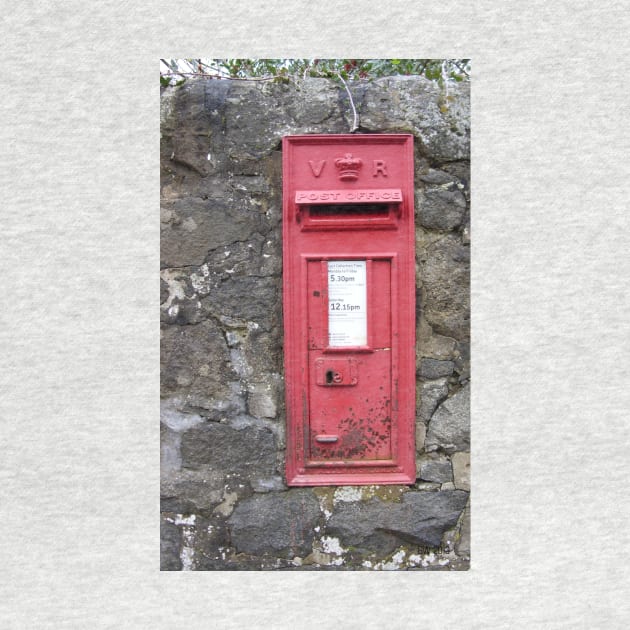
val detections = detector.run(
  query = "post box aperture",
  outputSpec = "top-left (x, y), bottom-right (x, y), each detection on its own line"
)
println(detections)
top-left (283, 134), bottom-right (416, 486)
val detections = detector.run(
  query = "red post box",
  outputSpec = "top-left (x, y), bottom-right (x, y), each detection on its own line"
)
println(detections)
top-left (282, 134), bottom-right (416, 486)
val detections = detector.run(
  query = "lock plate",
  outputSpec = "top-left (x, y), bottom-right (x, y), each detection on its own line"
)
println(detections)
top-left (315, 357), bottom-right (358, 386)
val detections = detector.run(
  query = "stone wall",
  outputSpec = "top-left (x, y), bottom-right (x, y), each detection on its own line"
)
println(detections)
top-left (160, 76), bottom-right (470, 570)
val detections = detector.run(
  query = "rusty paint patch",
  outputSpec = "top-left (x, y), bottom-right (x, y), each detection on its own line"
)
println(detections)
top-left (309, 414), bottom-right (391, 460)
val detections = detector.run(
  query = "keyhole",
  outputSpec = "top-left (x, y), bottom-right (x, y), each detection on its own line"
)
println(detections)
top-left (325, 370), bottom-right (342, 384)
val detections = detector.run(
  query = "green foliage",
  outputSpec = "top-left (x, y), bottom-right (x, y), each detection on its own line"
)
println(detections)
top-left (160, 58), bottom-right (470, 87)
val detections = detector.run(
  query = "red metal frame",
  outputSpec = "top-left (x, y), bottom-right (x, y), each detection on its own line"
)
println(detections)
top-left (283, 134), bottom-right (416, 486)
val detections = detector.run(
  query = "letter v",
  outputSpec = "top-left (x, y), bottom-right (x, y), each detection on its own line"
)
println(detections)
top-left (308, 160), bottom-right (326, 177)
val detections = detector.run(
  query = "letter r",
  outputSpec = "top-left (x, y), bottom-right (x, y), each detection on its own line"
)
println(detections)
top-left (373, 160), bottom-right (388, 177)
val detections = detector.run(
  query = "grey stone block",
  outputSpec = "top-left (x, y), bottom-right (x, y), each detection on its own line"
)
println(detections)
top-left (452, 452), bottom-right (471, 491)
top-left (181, 421), bottom-right (276, 479)
top-left (418, 378), bottom-right (449, 423)
top-left (415, 422), bottom-right (426, 453)
top-left (422, 234), bottom-right (470, 340)
top-left (359, 76), bottom-right (470, 161)
top-left (426, 385), bottom-right (470, 453)
top-left (160, 516), bottom-right (182, 571)
top-left (160, 319), bottom-right (232, 408)
top-left (418, 186), bottom-right (466, 231)
top-left (160, 467), bottom-right (225, 512)
top-left (419, 358), bottom-right (455, 379)
top-left (227, 490), bottom-right (320, 556)
top-left (418, 453), bottom-right (453, 483)
top-left (247, 382), bottom-right (277, 419)
top-left (161, 197), bottom-right (264, 269)
top-left (326, 490), bottom-right (469, 552)
top-left (456, 505), bottom-right (470, 556)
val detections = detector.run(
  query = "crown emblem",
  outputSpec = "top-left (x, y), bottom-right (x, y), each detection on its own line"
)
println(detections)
top-left (334, 153), bottom-right (363, 181)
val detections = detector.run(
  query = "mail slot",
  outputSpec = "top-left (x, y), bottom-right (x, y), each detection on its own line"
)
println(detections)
top-left (282, 134), bottom-right (416, 486)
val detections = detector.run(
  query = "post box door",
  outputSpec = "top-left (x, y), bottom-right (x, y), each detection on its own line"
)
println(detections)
top-left (283, 135), bottom-right (416, 486)
top-left (307, 258), bottom-right (393, 462)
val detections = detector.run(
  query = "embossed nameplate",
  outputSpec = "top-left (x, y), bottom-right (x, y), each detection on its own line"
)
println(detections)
top-left (295, 189), bottom-right (402, 204)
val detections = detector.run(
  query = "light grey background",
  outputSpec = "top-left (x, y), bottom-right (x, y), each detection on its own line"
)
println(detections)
top-left (1, 0), bottom-right (629, 627)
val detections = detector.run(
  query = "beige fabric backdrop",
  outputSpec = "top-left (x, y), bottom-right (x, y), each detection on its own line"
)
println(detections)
top-left (1, 0), bottom-right (629, 627)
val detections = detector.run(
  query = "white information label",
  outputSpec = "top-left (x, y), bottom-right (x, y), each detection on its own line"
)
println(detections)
top-left (328, 260), bottom-right (367, 347)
